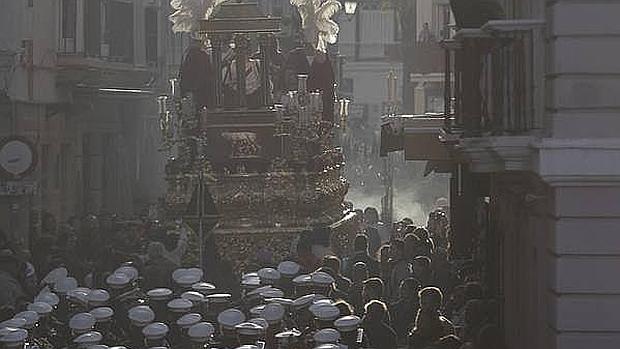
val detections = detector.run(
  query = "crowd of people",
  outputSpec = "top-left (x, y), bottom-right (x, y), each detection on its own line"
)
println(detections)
top-left (0, 206), bottom-right (502, 349)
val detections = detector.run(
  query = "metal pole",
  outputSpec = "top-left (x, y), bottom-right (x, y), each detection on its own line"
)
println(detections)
top-left (198, 171), bottom-right (204, 270)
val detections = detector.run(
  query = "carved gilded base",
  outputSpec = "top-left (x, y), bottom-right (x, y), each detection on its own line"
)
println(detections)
top-left (212, 212), bottom-right (360, 273)
top-left (329, 212), bottom-right (362, 258)
top-left (212, 227), bottom-right (306, 272)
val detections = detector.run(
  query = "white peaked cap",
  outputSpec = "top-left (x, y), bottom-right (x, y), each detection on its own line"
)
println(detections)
top-left (250, 305), bottom-right (266, 317)
top-left (248, 318), bottom-right (269, 329)
top-left (265, 297), bottom-right (294, 308)
top-left (90, 307), bottom-right (114, 322)
top-left (310, 304), bottom-right (340, 321)
top-left (27, 302), bottom-right (53, 316)
top-left (192, 282), bottom-right (216, 294)
top-left (217, 309), bottom-right (246, 329)
top-left (313, 328), bottom-right (340, 344)
top-left (147, 288), bottom-right (173, 301)
top-left (278, 261), bottom-right (301, 277)
top-left (334, 315), bottom-right (361, 332)
top-left (114, 266), bottom-right (139, 281)
top-left (292, 274), bottom-right (312, 285)
top-left (257, 268), bottom-right (281, 282)
top-left (177, 313), bottom-right (202, 328)
top-left (181, 291), bottom-right (205, 304)
top-left (106, 273), bottom-right (130, 289)
top-left (13, 311), bottom-right (39, 329)
top-left (87, 289), bottom-right (110, 306)
top-left (311, 271), bottom-right (335, 286)
top-left (67, 288), bottom-right (90, 306)
top-left (167, 298), bottom-right (193, 313)
top-left (314, 344), bottom-right (340, 349)
top-left (35, 290), bottom-right (60, 306)
top-left (236, 345), bottom-right (259, 349)
top-left (142, 322), bottom-right (169, 340)
top-left (0, 328), bottom-right (28, 345)
top-left (260, 303), bottom-right (285, 324)
top-left (69, 312), bottom-right (96, 331)
top-left (260, 288), bottom-right (285, 298)
top-left (128, 305), bottom-right (155, 327)
top-left (188, 322), bottom-right (215, 342)
top-left (41, 267), bottom-right (68, 285)
top-left (54, 276), bottom-right (78, 294)
top-left (206, 293), bottom-right (232, 304)
top-left (173, 268), bottom-right (202, 287)
top-left (73, 331), bottom-right (103, 344)
top-left (0, 318), bottom-right (26, 329)
top-left (235, 322), bottom-right (265, 336)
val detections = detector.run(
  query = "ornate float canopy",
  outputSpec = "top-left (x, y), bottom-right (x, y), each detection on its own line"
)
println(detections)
top-left (199, 2), bottom-right (281, 34)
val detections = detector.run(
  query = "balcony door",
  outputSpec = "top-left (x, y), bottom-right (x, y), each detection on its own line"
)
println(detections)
top-left (106, 0), bottom-right (134, 63)
top-left (84, 0), bottom-right (102, 57)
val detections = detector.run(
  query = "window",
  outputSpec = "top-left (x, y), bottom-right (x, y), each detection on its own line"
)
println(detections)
top-left (106, 1), bottom-right (134, 63)
top-left (27, 0), bottom-right (33, 8)
top-left (54, 151), bottom-right (60, 189)
top-left (432, 1), bottom-right (452, 39)
top-left (61, 0), bottom-right (77, 52)
top-left (85, 0), bottom-right (102, 57)
top-left (20, 40), bottom-right (33, 66)
top-left (41, 144), bottom-right (49, 191)
top-left (145, 7), bottom-right (158, 64)
top-left (60, 144), bottom-right (71, 191)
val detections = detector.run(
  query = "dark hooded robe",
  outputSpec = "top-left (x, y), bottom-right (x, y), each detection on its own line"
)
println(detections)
top-left (179, 45), bottom-right (215, 109)
top-left (308, 53), bottom-right (336, 123)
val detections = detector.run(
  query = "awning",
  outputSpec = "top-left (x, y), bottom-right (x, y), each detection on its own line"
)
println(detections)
top-left (380, 119), bottom-right (404, 156)
top-left (73, 85), bottom-right (155, 99)
top-left (380, 115), bottom-right (452, 161)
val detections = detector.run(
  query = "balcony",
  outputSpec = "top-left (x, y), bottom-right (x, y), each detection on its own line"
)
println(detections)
top-left (56, 52), bottom-right (155, 89)
top-left (410, 42), bottom-right (445, 74)
top-left (441, 19), bottom-right (545, 172)
top-left (380, 114), bottom-right (451, 165)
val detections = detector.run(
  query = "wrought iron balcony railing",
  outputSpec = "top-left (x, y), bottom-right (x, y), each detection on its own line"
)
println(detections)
top-left (442, 20), bottom-right (545, 137)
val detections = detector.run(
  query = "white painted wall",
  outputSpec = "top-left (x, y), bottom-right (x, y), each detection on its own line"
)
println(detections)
top-left (505, 1), bottom-right (620, 348)
top-left (344, 61), bottom-right (403, 107)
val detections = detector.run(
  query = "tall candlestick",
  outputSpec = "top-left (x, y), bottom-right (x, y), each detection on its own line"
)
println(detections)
top-left (297, 74), bottom-right (308, 93)
top-left (157, 95), bottom-right (168, 114)
top-left (392, 75), bottom-right (398, 102)
top-left (170, 78), bottom-right (180, 97)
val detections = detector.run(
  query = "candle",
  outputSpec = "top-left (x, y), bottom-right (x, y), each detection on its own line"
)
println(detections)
top-left (311, 92), bottom-right (320, 111)
top-left (298, 74), bottom-right (308, 93)
top-left (170, 78), bottom-right (179, 97)
top-left (391, 75), bottom-right (398, 102)
top-left (157, 95), bottom-right (168, 114)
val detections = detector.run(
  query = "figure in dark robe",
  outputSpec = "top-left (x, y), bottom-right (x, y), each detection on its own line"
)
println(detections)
top-left (179, 40), bottom-right (215, 109)
top-left (278, 45), bottom-right (311, 97)
top-left (308, 51), bottom-right (335, 123)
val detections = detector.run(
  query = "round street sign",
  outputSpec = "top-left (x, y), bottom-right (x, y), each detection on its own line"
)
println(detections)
top-left (0, 136), bottom-right (37, 180)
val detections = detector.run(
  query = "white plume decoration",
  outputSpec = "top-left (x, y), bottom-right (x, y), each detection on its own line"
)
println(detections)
top-left (169, 0), bottom-right (230, 33)
top-left (291, 0), bottom-right (342, 53)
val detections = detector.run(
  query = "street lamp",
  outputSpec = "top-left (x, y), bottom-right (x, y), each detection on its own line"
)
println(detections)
top-left (344, 1), bottom-right (358, 19)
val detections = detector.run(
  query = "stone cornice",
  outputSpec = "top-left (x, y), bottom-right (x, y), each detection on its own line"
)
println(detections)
top-left (534, 138), bottom-right (620, 186)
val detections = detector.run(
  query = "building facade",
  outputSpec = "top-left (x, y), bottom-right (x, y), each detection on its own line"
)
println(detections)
top-left (385, 0), bottom-right (620, 348)
top-left (0, 0), bottom-right (176, 243)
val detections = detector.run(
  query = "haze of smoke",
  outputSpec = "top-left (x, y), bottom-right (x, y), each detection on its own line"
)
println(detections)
top-left (346, 157), bottom-right (450, 226)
